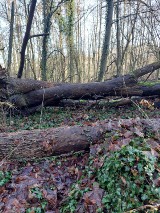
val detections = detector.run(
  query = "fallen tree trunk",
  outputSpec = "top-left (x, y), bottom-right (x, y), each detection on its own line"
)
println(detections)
top-left (0, 61), bottom-right (160, 110)
top-left (9, 75), bottom-right (137, 108)
top-left (59, 98), bottom-right (133, 108)
top-left (140, 84), bottom-right (160, 96)
top-left (8, 83), bottom-right (160, 114)
top-left (133, 61), bottom-right (160, 78)
top-left (119, 84), bottom-right (160, 96)
top-left (0, 118), bottom-right (159, 160)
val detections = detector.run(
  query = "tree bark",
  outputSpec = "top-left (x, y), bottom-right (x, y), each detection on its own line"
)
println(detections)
top-left (7, 1), bottom-right (15, 75)
top-left (59, 98), bottom-right (133, 108)
top-left (8, 79), bottom-right (160, 109)
top-left (0, 61), bottom-right (160, 110)
top-left (41, 0), bottom-right (51, 81)
top-left (133, 61), bottom-right (160, 78)
top-left (116, 0), bottom-right (121, 76)
top-left (0, 118), bottom-right (159, 160)
top-left (17, 0), bottom-right (37, 79)
top-left (98, 0), bottom-right (114, 81)
top-left (9, 74), bottom-right (137, 108)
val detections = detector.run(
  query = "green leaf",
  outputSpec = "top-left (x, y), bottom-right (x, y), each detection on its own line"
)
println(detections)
top-left (141, 194), bottom-right (148, 201)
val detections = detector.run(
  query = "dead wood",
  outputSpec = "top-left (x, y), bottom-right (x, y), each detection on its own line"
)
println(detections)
top-left (0, 61), bottom-right (160, 110)
top-left (0, 118), bottom-right (159, 161)
top-left (133, 61), bottom-right (160, 78)
top-left (59, 98), bottom-right (132, 108)
top-left (139, 84), bottom-right (160, 96)
top-left (9, 74), bottom-right (137, 108)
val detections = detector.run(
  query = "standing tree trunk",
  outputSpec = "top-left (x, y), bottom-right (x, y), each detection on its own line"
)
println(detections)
top-left (116, 0), bottom-right (121, 76)
top-left (156, 50), bottom-right (160, 80)
top-left (7, 1), bottom-right (15, 75)
top-left (66, 0), bottom-right (75, 83)
top-left (41, 0), bottom-right (63, 81)
top-left (98, 0), bottom-right (113, 82)
top-left (17, 0), bottom-right (37, 79)
top-left (41, 0), bottom-right (52, 81)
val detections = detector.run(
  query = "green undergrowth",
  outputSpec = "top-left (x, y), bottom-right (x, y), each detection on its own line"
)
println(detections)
top-left (0, 171), bottom-right (12, 187)
top-left (6, 107), bottom-right (122, 131)
top-left (5, 105), bottom-right (160, 132)
top-left (61, 138), bottom-right (160, 213)
top-left (97, 146), bottom-right (159, 212)
top-left (26, 187), bottom-right (47, 213)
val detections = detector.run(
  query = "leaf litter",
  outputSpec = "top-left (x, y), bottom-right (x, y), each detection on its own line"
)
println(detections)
top-left (0, 106), bottom-right (160, 212)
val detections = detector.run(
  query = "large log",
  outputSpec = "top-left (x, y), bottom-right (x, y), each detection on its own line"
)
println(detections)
top-left (133, 61), bottom-right (160, 78)
top-left (0, 61), bottom-right (160, 110)
top-left (8, 82), bottom-right (160, 111)
top-left (0, 68), bottom-right (62, 97)
top-left (140, 84), bottom-right (160, 96)
top-left (0, 118), bottom-right (160, 160)
top-left (9, 74), bottom-right (137, 108)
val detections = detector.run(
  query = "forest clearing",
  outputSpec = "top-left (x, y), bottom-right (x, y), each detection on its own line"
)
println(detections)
top-left (0, 0), bottom-right (160, 212)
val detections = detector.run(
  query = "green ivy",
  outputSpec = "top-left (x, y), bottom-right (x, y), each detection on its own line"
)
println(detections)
top-left (31, 187), bottom-right (43, 199)
top-left (60, 184), bottom-right (90, 213)
top-left (0, 171), bottom-right (12, 186)
top-left (97, 145), bottom-right (160, 212)
top-left (25, 188), bottom-right (48, 213)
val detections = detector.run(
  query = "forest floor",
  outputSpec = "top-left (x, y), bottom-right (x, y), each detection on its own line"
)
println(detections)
top-left (0, 104), bottom-right (160, 213)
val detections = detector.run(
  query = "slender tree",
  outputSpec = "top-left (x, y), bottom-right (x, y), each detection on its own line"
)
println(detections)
top-left (7, 1), bottom-right (15, 75)
top-left (116, 0), bottom-right (121, 76)
top-left (41, 0), bottom-right (51, 81)
top-left (66, 0), bottom-right (75, 82)
top-left (17, 0), bottom-right (37, 78)
top-left (41, 0), bottom-right (69, 81)
top-left (98, 0), bottom-right (114, 81)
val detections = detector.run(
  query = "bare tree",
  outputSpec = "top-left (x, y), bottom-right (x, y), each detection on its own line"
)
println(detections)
top-left (98, 0), bottom-right (114, 81)
top-left (41, 0), bottom-right (52, 81)
top-left (116, 0), bottom-right (121, 76)
top-left (17, 0), bottom-right (37, 79)
top-left (7, 1), bottom-right (14, 75)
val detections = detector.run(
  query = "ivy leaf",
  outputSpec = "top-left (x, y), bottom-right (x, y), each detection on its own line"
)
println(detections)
top-left (141, 194), bottom-right (148, 200)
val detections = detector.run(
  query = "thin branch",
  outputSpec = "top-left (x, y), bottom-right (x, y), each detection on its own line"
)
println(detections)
top-left (29, 33), bottom-right (49, 39)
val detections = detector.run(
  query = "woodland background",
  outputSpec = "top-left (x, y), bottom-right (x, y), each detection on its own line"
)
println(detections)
top-left (0, 0), bottom-right (159, 82)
